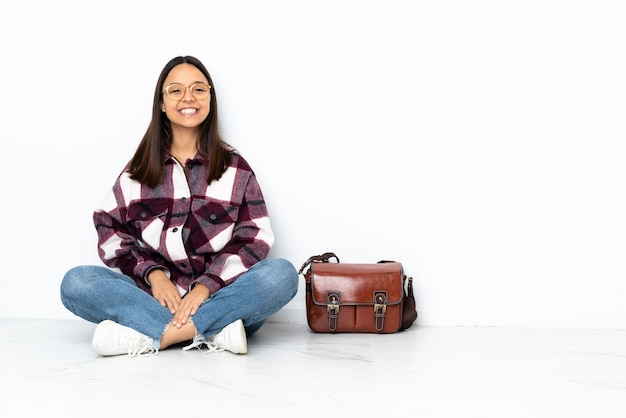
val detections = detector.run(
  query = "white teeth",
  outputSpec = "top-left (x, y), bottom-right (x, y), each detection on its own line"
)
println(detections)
top-left (180, 108), bottom-right (197, 115)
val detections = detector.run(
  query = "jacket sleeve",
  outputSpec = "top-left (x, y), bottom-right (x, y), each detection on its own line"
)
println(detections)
top-left (93, 172), bottom-right (166, 291)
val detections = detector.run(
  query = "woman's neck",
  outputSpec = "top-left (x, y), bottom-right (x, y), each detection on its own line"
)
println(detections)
top-left (170, 130), bottom-right (199, 164)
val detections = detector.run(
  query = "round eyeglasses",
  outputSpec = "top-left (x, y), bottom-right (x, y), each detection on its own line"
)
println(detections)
top-left (163, 82), bottom-right (211, 100)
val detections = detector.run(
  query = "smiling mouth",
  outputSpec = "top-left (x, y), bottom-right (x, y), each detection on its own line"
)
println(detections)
top-left (179, 108), bottom-right (198, 115)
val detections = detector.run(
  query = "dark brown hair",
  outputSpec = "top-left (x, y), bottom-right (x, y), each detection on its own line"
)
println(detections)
top-left (128, 56), bottom-right (233, 187)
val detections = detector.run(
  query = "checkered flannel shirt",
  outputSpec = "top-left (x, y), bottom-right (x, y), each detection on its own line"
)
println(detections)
top-left (93, 152), bottom-right (274, 296)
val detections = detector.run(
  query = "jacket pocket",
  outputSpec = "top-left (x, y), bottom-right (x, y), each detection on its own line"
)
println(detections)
top-left (191, 199), bottom-right (240, 252)
top-left (192, 199), bottom-right (239, 224)
top-left (127, 199), bottom-right (170, 250)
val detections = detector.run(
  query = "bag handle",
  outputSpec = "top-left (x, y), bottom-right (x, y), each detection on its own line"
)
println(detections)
top-left (298, 252), bottom-right (339, 275)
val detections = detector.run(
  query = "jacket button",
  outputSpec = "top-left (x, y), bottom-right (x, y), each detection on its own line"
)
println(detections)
top-left (210, 214), bottom-right (217, 221)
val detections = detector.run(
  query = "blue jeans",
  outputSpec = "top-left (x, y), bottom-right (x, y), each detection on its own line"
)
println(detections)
top-left (60, 258), bottom-right (298, 347)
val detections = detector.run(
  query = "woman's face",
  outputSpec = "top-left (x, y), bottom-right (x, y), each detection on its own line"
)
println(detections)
top-left (160, 63), bottom-right (211, 132)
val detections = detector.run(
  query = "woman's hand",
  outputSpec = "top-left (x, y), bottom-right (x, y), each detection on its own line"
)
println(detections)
top-left (148, 269), bottom-right (181, 315)
top-left (172, 284), bottom-right (211, 328)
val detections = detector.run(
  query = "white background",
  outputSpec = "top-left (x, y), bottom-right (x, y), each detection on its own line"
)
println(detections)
top-left (1, 0), bottom-right (624, 328)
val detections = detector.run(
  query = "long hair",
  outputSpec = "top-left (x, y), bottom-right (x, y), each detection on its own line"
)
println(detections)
top-left (128, 56), bottom-right (233, 187)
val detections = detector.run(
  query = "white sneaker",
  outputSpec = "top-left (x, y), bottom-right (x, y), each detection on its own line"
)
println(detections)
top-left (92, 320), bottom-right (157, 357)
top-left (183, 319), bottom-right (247, 355)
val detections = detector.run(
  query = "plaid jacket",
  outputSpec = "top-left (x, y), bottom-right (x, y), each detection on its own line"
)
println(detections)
top-left (93, 152), bottom-right (274, 296)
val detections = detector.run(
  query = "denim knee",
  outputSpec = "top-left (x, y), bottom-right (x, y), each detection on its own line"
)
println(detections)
top-left (60, 265), bottom-right (111, 307)
top-left (266, 257), bottom-right (299, 298)
top-left (60, 266), bottom-right (88, 307)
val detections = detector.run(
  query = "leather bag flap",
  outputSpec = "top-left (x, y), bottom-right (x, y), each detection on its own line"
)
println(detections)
top-left (310, 262), bottom-right (403, 306)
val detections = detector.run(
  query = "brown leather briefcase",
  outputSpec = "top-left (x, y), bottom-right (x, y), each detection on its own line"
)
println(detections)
top-left (299, 252), bottom-right (417, 333)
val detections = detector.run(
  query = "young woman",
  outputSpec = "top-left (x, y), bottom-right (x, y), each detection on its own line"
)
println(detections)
top-left (60, 56), bottom-right (298, 357)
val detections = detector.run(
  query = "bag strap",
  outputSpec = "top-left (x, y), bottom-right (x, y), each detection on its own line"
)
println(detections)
top-left (298, 252), bottom-right (340, 275)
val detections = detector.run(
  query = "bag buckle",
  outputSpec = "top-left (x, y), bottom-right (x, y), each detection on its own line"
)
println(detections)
top-left (374, 303), bottom-right (387, 314)
top-left (373, 291), bottom-right (388, 332)
top-left (326, 292), bottom-right (341, 332)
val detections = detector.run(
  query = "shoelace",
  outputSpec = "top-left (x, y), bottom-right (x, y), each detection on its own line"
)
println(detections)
top-left (183, 335), bottom-right (224, 354)
top-left (125, 336), bottom-right (158, 357)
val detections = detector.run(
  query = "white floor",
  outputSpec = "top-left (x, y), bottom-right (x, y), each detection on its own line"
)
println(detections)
top-left (2, 319), bottom-right (626, 418)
